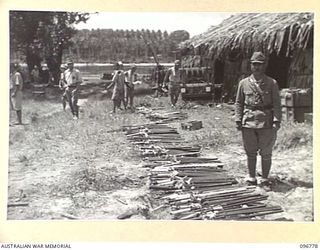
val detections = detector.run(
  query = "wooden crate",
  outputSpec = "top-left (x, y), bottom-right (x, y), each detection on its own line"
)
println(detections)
top-left (280, 88), bottom-right (312, 107)
top-left (181, 120), bottom-right (203, 130)
top-left (282, 106), bottom-right (312, 123)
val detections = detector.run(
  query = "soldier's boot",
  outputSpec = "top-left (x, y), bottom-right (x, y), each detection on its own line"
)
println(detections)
top-left (170, 95), bottom-right (175, 107)
top-left (73, 104), bottom-right (79, 119)
top-left (62, 97), bottom-right (66, 111)
top-left (260, 158), bottom-right (272, 191)
top-left (69, 105), bottom-right (74, 116)
top-left (246, 156), bottom-right (257, 185)
top-left (261, 158), bottom-right (272, 180)
top-left (16, 110), bottom-right (22, 125)
top-left (124, 98), bottom-right (129, 110)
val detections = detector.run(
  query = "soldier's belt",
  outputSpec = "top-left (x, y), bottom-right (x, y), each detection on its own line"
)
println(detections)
top-left (67, 85), bottom-right (77, 89)
top-left (245, 105), bottom-right (273, 111)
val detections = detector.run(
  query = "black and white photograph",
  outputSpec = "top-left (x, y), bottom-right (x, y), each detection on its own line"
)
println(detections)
top-left (7, 10), bottom-right (314, 224)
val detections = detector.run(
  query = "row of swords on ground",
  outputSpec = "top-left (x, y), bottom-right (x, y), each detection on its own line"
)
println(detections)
top-left (114, 106), bottom-right (287, 221)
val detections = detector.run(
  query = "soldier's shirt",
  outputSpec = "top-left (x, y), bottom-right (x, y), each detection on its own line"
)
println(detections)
top-left (10, 71), bottom-right (24, 110)
top-left (111, 70), bottom-right (126, 91)
top-left (63, 68), bottom-right (82, 87)
top-left (125, 70), bottom-right (136, 89)
top-left (10, 72), bottom-right (23, 92)
top-left (165, 67), bottom-right (181, 86)
top-left (235, 74), bottom-right (281, 129)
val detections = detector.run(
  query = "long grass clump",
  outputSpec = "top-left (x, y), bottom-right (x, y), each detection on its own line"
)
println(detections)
top-left (275, 121), bottom-right (313, 150)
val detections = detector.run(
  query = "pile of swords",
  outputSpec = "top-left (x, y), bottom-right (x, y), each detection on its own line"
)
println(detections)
top-left (125, 123), bottom-right (203, 158)
top-left (161, 186), bottom-right (283, 220)
top-left (136, 107), bottom-right (188, 122)
top-left (126, 123), bottom-right (184, 145)
top-left (120, 109), bottom-right (285, 220)
top-left (148, 157), bottom-right (230, 191)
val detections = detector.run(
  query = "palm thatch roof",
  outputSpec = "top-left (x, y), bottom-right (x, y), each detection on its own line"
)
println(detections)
top-left (180, 12), bottom-right (313, 59)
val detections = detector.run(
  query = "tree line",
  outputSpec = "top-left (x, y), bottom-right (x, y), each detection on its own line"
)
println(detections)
top-left (68, 29), bottom-right (190, 63)
top-left (10, 11), bottom-right (190, 84)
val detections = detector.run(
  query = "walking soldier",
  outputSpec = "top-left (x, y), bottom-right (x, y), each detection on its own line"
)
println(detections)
top-left (62, 59), bottom-right (82, 119)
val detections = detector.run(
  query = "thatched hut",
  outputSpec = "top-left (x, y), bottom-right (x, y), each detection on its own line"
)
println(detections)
top-left (179, 13), bottom-right (314, 101)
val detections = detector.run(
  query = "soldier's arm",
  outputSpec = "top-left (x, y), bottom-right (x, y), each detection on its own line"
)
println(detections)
top-left (59, 73), bottom-right (65, 89)
top-left (272, 80), bottom-right (282, 124)
top-left (75, 70), bottom-right (82, 85)
top-left (164, 68), bottom-right (172, 83)
top-left (234, 81), bottom-right (244, 124)
top-left (106, 73), bottom-right (117, 90)
top-left (11, 75), bottom-right (18, 96)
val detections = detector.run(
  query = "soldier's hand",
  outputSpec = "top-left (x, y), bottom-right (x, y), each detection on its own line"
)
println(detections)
top-left (236, 121), bottom-right (242, 131)
top-left (273, 122), bottom-right (281, 131)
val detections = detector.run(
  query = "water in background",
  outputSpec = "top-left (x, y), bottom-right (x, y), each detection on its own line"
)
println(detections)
top-left (75, 63), bottom-right (174, 77)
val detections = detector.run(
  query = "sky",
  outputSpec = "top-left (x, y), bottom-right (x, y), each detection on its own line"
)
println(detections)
top-left (75, 12), bottom-right (232, 37)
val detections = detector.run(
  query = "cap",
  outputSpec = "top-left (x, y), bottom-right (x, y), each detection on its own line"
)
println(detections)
top-left (66, 59), bottom-right (74, 64)
top-left (174, 60), bottom-right (181, 64)
top-left (131, 64), bottom-right (137, 69)
top-left (250, 52), bottom-right (266, 64)
top-left (60, 64), bottom-right (67, 69)
top-left (116, 61), bottom-right (123, 66)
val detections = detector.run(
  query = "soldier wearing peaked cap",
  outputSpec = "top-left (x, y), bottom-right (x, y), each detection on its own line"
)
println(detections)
top-left (235, 52), bottom-right (281, 191)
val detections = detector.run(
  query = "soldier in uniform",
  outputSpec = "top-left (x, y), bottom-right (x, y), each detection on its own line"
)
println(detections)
top-left (154, 64), bottom-right (165, 97)
top-left (163, 60), bottom-right (182, 107)
top-left (107, 61), bottom-right (127, 113)
top-left (62, 59), bottom-right (82, 119)
top-left (30, 65), bottom-right (40, 84)
top-left (59, 64), bottom-right (68, 111)
top-left (10, 63), bottom-right (24, 125)
top-left (124, 64), bottom-right (139, 111)
top-left (235, 52), bottom-right (281, 190)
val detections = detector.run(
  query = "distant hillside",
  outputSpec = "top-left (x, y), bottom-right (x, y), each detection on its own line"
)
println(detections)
top-left (65, 29), bottom-right (190, 63)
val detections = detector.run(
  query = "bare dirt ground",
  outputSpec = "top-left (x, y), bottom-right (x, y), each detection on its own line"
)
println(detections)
top-left (7, 92), bottom-right (313, 221)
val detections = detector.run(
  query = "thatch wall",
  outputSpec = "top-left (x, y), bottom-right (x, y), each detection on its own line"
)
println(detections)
top-left (179, 13), bottom-right (314, 99)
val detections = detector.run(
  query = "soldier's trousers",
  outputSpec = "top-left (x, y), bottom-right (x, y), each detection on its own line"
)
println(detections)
top-left (168, 84), bottom-right (180, 106)
top-left (65, 88), bottom-right (78, 117)
top-left (124, 87), bottom-right (134, 108)
top-left (242, 128), bottom-right (277, 160)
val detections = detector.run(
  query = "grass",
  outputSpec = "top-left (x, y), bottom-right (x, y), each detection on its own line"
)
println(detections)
top-left (10, 95), bottom-right (313, 174)
top-left (8, 93), bottom-right (313, 220)
top-left (274, 121), bottom-right (313, 150)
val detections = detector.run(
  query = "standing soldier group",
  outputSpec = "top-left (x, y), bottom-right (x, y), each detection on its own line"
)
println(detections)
top-left (106, 61), bottom-right (140, 113)
top-left (9, 52), bottom-right (281, 189)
